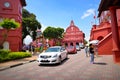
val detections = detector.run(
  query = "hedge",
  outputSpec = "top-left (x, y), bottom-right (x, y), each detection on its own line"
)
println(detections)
top-left (0, 49), bottom-right (32, 62)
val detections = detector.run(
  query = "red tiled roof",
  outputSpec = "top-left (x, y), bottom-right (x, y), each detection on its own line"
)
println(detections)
top-left (98, 0), bottom-right (120, 17)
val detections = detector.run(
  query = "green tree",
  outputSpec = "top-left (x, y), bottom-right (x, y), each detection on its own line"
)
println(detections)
top-left (22, 8), bottom-right (41, 41)
top-left (0, 18), bottom-right (20, 48)
top-left (84, 39), bottom-right (88, 45)
top-left (43, 26), bottom-right (64, 45)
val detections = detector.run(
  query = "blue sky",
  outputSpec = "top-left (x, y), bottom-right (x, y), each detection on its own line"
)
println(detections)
top-left (25, 0), bottom-right (100, 41)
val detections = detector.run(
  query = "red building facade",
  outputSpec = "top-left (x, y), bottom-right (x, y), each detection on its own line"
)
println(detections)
top-left (90, 11), bottom-right (113, 55)
top-left (0, 0), bottom-right (26, 51)
top-left (90, 0), bottom-right (120, 63)
top-left (62, 20), bottom-right (84, 48)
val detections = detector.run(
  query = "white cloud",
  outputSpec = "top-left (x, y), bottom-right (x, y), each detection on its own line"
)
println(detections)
top-left (81, 9), bottom-right (95, 19)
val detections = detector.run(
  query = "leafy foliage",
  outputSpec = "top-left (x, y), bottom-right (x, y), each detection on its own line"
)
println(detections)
top-left (0, 18), bottom-right (20, 30)
top-left (43, 26), bottom-right (64, 46)
top-left (43, 26), bottom-right (64, 39)
top-left (0, 49), bottom-right (32, 62)
top-left (84, 39), bottom-right (88, 45)
top-left (0, 18), bottom-right (20, 48)
top-left (22, 8), bottom-right (41, 40)
top-left (0, 49), bottom-right (11, 55)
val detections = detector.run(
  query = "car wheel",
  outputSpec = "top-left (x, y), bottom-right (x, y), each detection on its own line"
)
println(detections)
top-left (66, 53), bottom-right (68, 59)
top-left (38, 64), bottom-right (41, 66)
top-left (75, 51), bottom-right (77, 54)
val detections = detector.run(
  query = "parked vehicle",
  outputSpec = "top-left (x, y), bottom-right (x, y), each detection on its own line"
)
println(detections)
top-left (80, 45), bottom-right (85, 49)
top-left (66, 46), bottom-right (77, 54)
top-left (79, 43), bottom-right (85, 49)
top-left (37, 46), bottom-right (68, 65)
top-left (76, 45), bottom-right (81, 51)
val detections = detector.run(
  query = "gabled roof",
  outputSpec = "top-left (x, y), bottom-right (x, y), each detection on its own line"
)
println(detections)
top-left (98, 0), bottom-right (120, 17)
top-left (66, 20), bottom-right (80, 32)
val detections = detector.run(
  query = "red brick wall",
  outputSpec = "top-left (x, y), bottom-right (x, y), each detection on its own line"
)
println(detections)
top-left (98, 33), bottom-right (113, 55)
top-left (0, 0), bottom-right (24, 51)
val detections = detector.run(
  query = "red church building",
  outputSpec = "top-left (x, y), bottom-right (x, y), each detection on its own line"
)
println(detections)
top-left (0, 0), bottom-right (26, 51)
top-left (90, 11), bottom-right (112, 55)
top-left (90, 0), bottom-right (120, 63)
top-left (62, 20), bottom-right (84, 48)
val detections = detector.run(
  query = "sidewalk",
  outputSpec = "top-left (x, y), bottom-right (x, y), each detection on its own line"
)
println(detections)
top-left (0, 54), bottom-right (38, 71)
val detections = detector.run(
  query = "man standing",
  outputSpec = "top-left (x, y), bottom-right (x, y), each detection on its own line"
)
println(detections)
top-left (89, 44), bottom-right (95, 64)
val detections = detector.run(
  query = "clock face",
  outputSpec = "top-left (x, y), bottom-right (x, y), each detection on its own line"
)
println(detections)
top-left (4, 2), bottom-right (10, 8)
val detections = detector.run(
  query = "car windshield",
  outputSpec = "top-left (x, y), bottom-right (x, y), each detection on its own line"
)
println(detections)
top-left (45, 47), bottom-right (60, 52)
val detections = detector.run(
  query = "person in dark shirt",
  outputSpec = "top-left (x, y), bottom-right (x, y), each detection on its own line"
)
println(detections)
top-left (89, 44), bottom-right (95, 64)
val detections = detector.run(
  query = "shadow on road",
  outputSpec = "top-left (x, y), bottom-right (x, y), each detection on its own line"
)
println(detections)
top-left (93, 62), bottom-right (107, 65)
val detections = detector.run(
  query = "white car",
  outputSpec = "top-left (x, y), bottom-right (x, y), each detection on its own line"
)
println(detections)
top-left (76, 45), bottom-right (81, 51)
top-left (37, 46), bottom-right (68, 65)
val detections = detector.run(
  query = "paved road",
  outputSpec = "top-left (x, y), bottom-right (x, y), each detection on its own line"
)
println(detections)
top-left (0, 49), bottom-right (120, 80)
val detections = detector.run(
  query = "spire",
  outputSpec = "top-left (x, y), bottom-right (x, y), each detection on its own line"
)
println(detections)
top-left (70, 20), bottom-right (74, 26)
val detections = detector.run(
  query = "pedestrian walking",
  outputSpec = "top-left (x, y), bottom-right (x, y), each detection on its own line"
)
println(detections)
top-left (27, 42), bottom-right (35, 54)
top-left (89, 44), bottom-right (95, 64)
top-left (22, 44), bottom-right (27, 52)
top-left (84, 46), bottom-right (89, 57)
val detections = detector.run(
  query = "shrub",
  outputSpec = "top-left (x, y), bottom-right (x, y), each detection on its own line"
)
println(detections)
top-left (8, 52), bottom-right (32, 60)
top-left (0, 50), bottom-right (32, 62)
top-left (0, 49), bottom-right (11, 62)
top-left (0, 49), bottom-right (11, 54)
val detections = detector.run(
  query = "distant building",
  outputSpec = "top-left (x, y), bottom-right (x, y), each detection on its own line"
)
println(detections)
top-left (62, 20), bottom-right (84, 48)
top-left (32, 29), bottom-right (44, 47)
top-left (0, 0), bottom-right (26, 51)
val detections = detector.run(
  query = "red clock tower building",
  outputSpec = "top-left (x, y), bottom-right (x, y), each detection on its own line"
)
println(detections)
top-left (62, 20), bottom-right (84, 48)
top-left (0, 0), bottom-right (26, 51)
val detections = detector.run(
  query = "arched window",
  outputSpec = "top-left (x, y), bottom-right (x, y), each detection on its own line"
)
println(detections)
top-left (65, 43), bottom-right (68, 47)
top-left (76, 42), bottom-right (79, 46)
top-left (70, 43), bottom-right (73, 46)
top-left (3, 41), bottom-right (9, 50)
